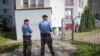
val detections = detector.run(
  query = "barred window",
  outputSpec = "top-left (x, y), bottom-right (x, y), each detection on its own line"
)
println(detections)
top-left (30, 0), bottom-right (36, 8)
top-left (23, 0), bottom-right (44, 8)
top-left (3, 9), bottom-right (10, 14)
top-left (38, 0), bottom-right (44, 8)
top-left (65, 0), bottom-right (74, 6)
top-left (23, 0), bottom-right (29, 8)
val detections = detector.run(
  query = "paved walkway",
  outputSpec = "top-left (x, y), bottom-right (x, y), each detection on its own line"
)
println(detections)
top-left (0, 40), bottom-right (75, 56)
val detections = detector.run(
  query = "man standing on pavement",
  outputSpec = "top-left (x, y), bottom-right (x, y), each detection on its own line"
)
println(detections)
top-left (22, 19), bottom-right (32, 56)
top-left (39, 15), bottom-right (55, 56)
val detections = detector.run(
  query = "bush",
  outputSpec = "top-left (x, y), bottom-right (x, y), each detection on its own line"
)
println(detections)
top-left (0, 17), bottom-right (3, 31)
top-left (79, 7), bottom-right (95, 32)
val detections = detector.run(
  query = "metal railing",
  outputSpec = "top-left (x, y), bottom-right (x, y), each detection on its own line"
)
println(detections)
top-left (61, 16), bottom-right (100, 44)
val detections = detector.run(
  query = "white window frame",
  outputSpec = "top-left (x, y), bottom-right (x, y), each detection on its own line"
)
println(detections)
top-left (21, 0), bottom-right (24, 7)
top-left (36, 0), bottom-right (38, 7)
top-left (21, 0), bottom-right (44, 8)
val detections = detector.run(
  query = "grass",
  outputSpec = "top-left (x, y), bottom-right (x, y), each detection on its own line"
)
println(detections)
top-left (0, 43), bottom-right (21, 53)
top-left (72, 41), bottom-right (100, 56)
top-left (64, 29), bottom-right (100, 41)
top-left (0, 32), bottom-right (21, 53)
top-left (0, 36), bottom-right (9, 45)
top-left (65, 29), bottom-right (100, 36)
top-left (0, 32), bottom-right (16, 46)
top-left (74, 29), bottom-right (100, 37)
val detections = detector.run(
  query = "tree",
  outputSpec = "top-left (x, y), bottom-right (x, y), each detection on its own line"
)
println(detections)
top-left (0, 16), bottom-right (9, 31)
top-left (79, 7), bottom-right (95, 32)
top-left (0, 17), bottom-right (3, 31)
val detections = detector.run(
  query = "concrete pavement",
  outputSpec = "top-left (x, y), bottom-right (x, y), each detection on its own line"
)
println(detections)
top-left (0, 40), bottom-right (75, 56)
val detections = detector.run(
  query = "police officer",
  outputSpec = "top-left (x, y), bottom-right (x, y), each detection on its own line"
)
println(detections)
top-left (22, 19), bottom-right (32, 56)
top-left (39, 15), bottom-right (55, 56)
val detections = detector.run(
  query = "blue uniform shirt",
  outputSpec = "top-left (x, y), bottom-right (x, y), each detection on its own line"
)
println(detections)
top-left (22, 24), bottom-right (32, 35)
top-left (39, 20), bottom-right (52, 34)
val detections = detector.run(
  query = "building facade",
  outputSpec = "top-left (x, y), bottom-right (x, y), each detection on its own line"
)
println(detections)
top-left (16, 0), bottom-right (65, 35)
top-left (88, 0), bottom-right (100, 14)
top-left (65, 0), bottom-right (88, 30)
top-left (0, 0), bottom-right (65, 35)
top-left (88, 0), bottom-right (100, 27)
top-left (0, 0), bottom-right (88, 35)
top-left (0, 0), bottom-right (15, 28)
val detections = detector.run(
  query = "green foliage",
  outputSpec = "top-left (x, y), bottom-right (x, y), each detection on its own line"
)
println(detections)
top-left (0, 16), bottom-right (12, 31)
top-left (0, 32), bottom-right (16, 45)
top-left (0, 17), bottom-right (3, 31)
top-left (1, 32), bottom-right (16, 40)
top-left (0, 17), bottom-right (3, 24)
top-left (0, 32), bottom-right (20, 53)
top-left (73, 41), bottom-right (100, 56)
top-left (0, 36), bottom-right (9, 45)
top-left (79, 7), bottom-right (95, 32)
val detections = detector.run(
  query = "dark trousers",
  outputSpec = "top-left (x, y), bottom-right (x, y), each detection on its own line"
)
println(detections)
top-left (41, 34), bottom-right (55, 56)
top-left (23, 35), bottom-right (32, 56)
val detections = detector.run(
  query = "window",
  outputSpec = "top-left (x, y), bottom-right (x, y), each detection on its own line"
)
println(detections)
top-left (3, 9), bottom-right (9, 14)
top-left (30, 0), bottom-right (36, 8)
top-left (2, 0), bottom-right (8, 4)
top-left (30, 0), bottom-right (44, 8)
top-left (79, 0), bottom-right (83, 8)
top-left (23, 0), bottom-right (29, 8)
top-left (65, 0), bottom-right (74, 6)
top-left (79, 0), bottom-right (81, 7)
top-left (82, 1), bottom-right (83, 8)
top-left (38, 0), bottom-right (44, 7)
top-left (65, 9), bottom-right (73, 21)
top-left (23, 0), bottom-right (44, 8)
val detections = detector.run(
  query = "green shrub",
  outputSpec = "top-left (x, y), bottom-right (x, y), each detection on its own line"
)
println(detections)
top-left (79, 7), bottom-right (95, 32)
top-left (0, 17), bottom-right (3, 31)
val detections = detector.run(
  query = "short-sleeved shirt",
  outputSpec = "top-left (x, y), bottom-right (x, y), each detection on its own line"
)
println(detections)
top-left (22, 24), bottom-right (32, 35)
top-left (39, 20), bottom-right (52, 34)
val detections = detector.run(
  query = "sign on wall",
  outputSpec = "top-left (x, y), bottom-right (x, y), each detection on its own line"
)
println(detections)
top-left (15, 8), bottom-right (52, 40)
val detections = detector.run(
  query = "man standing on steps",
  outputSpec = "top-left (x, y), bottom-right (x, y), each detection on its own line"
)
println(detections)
top-left (22, 19), bottom-right (32, 56)
top-left (39, 15), bottom-right (55, 56)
